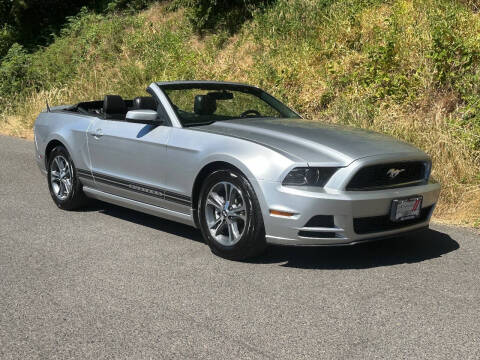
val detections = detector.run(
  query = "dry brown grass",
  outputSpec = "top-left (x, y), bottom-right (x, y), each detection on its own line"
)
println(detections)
top-left (0, 88), bottom-right (74, 139)
top-left (206, 36), bottom-right (260, 82)
top-left (142, 2), bottom-right (183, 25)
top-left (0, 116), bottom-right (33, 139)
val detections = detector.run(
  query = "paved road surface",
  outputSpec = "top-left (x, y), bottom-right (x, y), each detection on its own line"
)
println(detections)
top-left (1, 135), bottom-right (479, 359)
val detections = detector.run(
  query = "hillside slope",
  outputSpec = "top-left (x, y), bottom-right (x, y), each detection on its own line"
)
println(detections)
top-left (1, 0), bottom-right (479, 225)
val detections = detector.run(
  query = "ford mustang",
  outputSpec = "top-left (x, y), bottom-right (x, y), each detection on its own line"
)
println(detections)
top-left (34, 81), bottom-right (441, 260)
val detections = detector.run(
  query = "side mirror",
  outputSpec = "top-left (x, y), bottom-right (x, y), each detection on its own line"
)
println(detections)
top-left (125, 109), bottom-right (162, 125)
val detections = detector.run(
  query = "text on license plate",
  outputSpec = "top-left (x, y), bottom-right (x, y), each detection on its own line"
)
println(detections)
top-left (390, 196), bottom-right (423, 222)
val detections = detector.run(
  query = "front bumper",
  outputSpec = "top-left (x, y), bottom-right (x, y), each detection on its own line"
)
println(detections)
top-left (34, 132), bottom-right (47, 176)
top-left (36, 154), bottom-right (47, 176)
top-left (259, 179), bottom-right (441, 246)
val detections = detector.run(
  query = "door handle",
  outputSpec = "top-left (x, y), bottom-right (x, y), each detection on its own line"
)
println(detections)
top-left (90, 128), bottom-right (103, 139)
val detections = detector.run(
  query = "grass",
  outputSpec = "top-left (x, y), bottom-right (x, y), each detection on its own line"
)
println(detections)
top-left (1, 0), bottom-right (479, 226)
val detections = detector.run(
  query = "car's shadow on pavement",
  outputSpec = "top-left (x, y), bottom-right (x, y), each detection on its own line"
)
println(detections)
top-left (253, 229), bottom-right (459, 269)
top-left (88, 201), bottom-right (459, 270)
top-left (88, 201), bottom-right (204, 243)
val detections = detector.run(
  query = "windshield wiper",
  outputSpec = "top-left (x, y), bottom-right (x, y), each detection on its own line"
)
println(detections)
top-left (183, 121), bottom-right (217, 127)
top-left (217, 116), bottom-right (273, 121)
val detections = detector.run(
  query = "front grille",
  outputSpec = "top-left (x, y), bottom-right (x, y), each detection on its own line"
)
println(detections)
top-left (353, 206), bottom-right (433, 234)
top-left (346, 161), bottom-right (427, 191)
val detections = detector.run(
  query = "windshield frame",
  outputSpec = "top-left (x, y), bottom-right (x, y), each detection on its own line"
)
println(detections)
top-left (157, 81), bottom-right (301, 128)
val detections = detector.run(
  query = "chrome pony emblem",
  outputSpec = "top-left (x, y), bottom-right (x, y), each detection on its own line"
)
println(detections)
top-left (387, 168), bottom-right (405, 179)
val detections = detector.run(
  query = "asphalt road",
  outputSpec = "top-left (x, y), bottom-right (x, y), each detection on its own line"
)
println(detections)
top-left (1, 134), bottom-right (479, 359)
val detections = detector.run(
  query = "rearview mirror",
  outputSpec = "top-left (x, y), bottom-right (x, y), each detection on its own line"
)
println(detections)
top-left (126, 109), bottom-right (161, 124)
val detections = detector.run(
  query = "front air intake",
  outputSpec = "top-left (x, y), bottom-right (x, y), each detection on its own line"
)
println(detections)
top-left (353, 206), bottom-right (433, 234)
top-left (304, 215), bottom-right (335, 228)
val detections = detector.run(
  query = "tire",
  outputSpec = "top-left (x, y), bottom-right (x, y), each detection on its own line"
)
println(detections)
top-left (198, 169), bottom-right (267, 260)
top-left (47, 146), bottom-right (88, 210)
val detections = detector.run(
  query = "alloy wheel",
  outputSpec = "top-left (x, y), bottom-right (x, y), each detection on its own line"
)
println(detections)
top-left (204, 181), bottom-right (247, 246)
top-left (50, 155), bottom-right (73, 201)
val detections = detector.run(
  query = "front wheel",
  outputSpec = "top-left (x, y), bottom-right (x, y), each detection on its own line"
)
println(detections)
top-left (47, 146), bottom-right (88, 210)
top-left (198, 169), bottom-right (266, 260)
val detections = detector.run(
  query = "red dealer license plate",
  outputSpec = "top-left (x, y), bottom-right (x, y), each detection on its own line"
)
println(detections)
top-left (390, 196), bottom-right (423, 222)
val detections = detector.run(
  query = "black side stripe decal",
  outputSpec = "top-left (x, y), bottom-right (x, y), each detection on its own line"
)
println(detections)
top-left (77, 169), bottom-right (94, 181)
top-left (77, 169), bottom-right (191, 206)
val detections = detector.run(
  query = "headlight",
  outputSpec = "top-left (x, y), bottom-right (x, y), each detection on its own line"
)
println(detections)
top-left (425, 161), bottom-right (432, 181)
top-left (282, 167), bottom-right (339, 187)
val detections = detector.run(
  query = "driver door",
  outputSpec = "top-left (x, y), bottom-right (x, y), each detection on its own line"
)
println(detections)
top-left (87, 116), bottom-right (171, 209)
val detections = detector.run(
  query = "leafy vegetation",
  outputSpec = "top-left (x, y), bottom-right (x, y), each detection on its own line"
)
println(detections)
top-left (0, 0), bottom-right (479, 225)
top-left (174, 0), bottom-right (274, 34)
top-left (0, 0), bottom-right (160, 53)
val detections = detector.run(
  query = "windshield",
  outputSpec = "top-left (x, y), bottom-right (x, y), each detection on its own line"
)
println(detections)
top-left (161, 85), bottom-right (300, 127)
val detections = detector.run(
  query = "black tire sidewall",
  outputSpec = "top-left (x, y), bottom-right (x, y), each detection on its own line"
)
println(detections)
top-left (47, 146), bottom-right (83, 210)
top-left (198, 169), bottom-right (266, 260)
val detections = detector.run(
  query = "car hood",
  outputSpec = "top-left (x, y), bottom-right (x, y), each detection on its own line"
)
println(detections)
top-left (194, 118), bottom-right (426, 166)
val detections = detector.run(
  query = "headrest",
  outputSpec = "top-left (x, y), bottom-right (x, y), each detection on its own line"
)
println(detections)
top-left (104, 95), bottom-right (127, 117)
top-left (194, 94), bottom-right (217, 116)
top-left (133, 96), bottom-right (157, 111)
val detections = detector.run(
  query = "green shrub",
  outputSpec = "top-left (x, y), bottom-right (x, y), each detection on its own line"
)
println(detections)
top-left (429, 7), bottom-right (476, 88)
top-left (177, 0), bottom-right (273, 34)
top-left (0, 43), bottom-right (31, 100)
top-left (0, 25), bottom-right (15, 58)
top-left (361, 22), bottom-right (414, 102)
top-left (106, 0), bottom-right (159, 12)
top-left (429, 3), bottom-right (480, 135)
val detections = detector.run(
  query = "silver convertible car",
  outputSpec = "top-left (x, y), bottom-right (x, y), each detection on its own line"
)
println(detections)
top-left (34, 81), bottom-right (440, 260)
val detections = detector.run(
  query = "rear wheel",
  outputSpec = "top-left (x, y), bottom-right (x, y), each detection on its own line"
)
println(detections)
top-left (47, 146), bottom-right (88, 210)
top-left (198, 169), bottom-right (266, 260)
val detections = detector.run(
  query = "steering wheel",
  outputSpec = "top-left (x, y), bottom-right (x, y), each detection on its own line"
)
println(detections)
top-left (240, 109), bottom-right (261, 118)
